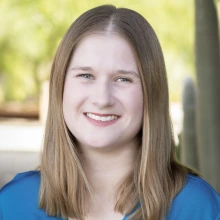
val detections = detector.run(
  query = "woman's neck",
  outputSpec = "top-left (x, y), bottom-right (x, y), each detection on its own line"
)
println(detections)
top-left (76, 141), bottom-right (139, 219)
top-left (81, 142), bottom-right (138, 197)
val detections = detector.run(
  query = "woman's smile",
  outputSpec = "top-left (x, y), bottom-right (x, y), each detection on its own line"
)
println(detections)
top-left (84, 112), bottom-right (121, 126)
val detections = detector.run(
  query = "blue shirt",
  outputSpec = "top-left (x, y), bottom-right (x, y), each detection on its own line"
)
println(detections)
top-left (0, 171), bottom-right (220, 219)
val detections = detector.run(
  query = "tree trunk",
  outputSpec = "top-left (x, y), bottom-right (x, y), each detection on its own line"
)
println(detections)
top-left (195, 0), bottom-right (220, 192)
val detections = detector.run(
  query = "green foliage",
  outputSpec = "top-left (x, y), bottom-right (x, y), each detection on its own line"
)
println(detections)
top-left (0, 0), bottom-right (195, 102)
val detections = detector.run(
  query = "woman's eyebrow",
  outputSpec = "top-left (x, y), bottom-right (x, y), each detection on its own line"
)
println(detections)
top-left (70, 66), bottom-right (139, 77)
top-left (117, 70), bottom-right (140, 78)
top-left (70, 66), bottom-right (93, 71)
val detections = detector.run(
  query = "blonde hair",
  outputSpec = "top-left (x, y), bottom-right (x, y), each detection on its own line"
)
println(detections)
top-left (40, 5), bottom-right (196, 220)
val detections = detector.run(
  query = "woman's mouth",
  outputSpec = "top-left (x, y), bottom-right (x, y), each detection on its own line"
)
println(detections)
top-left (84, 112), bottom-right (120, 126)
top-left (86, 113), bottom-right (118, 121)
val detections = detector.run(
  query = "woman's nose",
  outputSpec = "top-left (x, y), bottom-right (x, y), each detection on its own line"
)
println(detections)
top-left (91, 81), bottom-right (115, 108)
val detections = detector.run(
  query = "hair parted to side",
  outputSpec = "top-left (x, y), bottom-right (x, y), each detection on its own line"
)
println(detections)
top-left (40, 5), bottom-right (198, 220)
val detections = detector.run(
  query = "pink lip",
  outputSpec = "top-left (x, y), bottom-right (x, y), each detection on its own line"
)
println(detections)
top-left (83, 113), bottom-right (120, 127)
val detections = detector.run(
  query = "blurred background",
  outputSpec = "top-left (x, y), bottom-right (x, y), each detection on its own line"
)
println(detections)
top-left (0, 0), bottom-right (220, 191)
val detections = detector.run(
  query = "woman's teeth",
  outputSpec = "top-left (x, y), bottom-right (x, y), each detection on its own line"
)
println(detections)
top-left (86, 113), bottom-right (118, 121)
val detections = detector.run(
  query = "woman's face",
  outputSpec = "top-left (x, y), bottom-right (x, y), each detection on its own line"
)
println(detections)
top-left (63, 34), bottom-right (143, 151)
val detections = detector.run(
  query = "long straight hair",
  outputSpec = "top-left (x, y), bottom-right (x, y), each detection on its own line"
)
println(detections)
top-left (40, 5), bottom-right (196, 220)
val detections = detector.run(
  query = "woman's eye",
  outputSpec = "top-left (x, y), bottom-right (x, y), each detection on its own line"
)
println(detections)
top-left (115, 77), bottom-right (132, 83)
top-left (77, 74), bottom-right (94, 79)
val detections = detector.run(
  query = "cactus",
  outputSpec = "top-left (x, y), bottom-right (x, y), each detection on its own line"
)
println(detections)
top-left (195, 0), bottom-right (220, 192)
top-left (181, 77), bottom-right (199, 170)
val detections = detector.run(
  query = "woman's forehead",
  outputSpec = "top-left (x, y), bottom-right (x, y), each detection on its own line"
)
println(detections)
top-left (68, 34), bottom-right (139, 74)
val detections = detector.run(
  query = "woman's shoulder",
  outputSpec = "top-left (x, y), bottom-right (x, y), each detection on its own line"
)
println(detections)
top-left (180, 174), bottom-right (220, 203)
top-left (166, 174), bottom-right (220, 220)
top-left (0, 170), bottom-right (50, 219)
top-left (0, 170), bottom-right (40, 196)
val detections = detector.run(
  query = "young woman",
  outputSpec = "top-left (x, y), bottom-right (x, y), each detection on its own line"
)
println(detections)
top-left (1, 5), bottom-right (220, 220)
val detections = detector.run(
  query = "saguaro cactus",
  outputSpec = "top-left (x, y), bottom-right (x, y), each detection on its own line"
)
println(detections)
top-left (181, 77), bottom-right (198, 170)
top-left (195, 0), bottom-right (220, 191)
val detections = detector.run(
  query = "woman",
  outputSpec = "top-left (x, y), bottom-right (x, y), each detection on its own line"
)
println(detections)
top-left (0, 5), bottom-right (220, 220)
